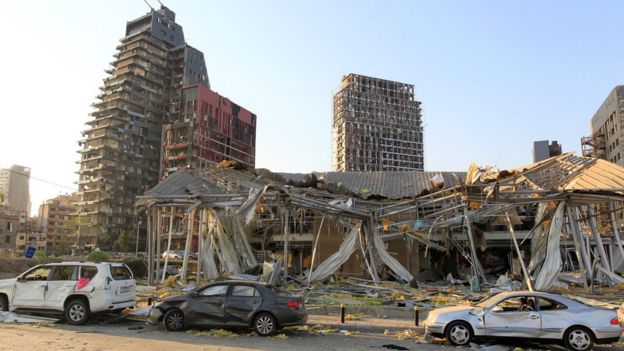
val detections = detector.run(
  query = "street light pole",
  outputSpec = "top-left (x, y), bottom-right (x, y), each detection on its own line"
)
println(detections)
top-left (135, 218), bottom-right (141, 257)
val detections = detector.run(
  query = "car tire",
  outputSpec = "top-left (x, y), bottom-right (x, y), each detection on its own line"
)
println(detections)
top-left (254, 312), bottom-right (277, 336)
top-left (564, 326), bottom-right (594, 351)
top-left (0, 295), bottom-right (8, 311)
top-left (65, 298), bottom-right (89, 325)
top-left (163, 309), bottom-right (185, 331)
top-left (445, 320), bottom-right (473, 346)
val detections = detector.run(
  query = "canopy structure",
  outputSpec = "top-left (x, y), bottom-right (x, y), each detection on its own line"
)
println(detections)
top-left (137, 153), bottom-right (624, 289)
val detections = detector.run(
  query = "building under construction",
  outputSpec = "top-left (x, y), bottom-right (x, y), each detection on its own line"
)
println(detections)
top-left (161, 84), bottom-right (256, 178)
top-left (76, 6), bottom-right (210, 247)
top-left (332, 74), bottom-right (424, 172)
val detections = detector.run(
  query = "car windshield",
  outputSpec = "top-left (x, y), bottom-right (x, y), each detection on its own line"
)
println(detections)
top-left (474, 293), bottom-right (502, 308)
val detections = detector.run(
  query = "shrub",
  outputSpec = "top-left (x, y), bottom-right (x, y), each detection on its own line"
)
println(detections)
top-left (86, 251), bottom-right (109, 262)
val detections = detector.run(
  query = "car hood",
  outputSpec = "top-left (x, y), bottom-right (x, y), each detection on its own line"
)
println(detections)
top-left (0, 278), bottom-right (16, 289)
top-left (427, 304), bottom-right (482, 321)
top-left (158, 294), bottom-right (189, 305)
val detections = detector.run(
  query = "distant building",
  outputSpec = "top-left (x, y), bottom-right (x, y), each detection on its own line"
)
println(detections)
top-left (582, 85), bottom-right (624, 165)
top-left (332, 74), bottom-right (424, 172)
top-left (38, 194), bottom-right (79, 255)
top-left (0, 165), bottom-right (30, 213)
top-left (15, 215), bottom-right (46, 255)
top-left (532, 140), bottom-right (562, 162)
top-left (0, 206), bottom-right (37, 257)
top-left (161, 84), bottom-right (257, 178)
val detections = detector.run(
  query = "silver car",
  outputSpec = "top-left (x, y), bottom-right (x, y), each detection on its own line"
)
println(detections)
top-left (423, 291), bottom-right (622, 351)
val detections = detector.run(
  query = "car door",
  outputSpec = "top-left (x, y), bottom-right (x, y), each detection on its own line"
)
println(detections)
top-left (44, 265), bottom-right (78, 310)
top-left (187, 284), bottom-right (229, 326)
top-left (12, 265), bottom-right (52, 308)
top-left (107, 264), bottom-right (135, 304)
top-left (224, 284), bottom-right (263, 326)
top-left (484, 295), bottom-right (541, 338)
top-left (536, 297), bottom-right (569, 339)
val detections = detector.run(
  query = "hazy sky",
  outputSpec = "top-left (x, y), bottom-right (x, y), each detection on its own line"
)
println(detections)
top-left (2, 0), bottom-right (623, 215)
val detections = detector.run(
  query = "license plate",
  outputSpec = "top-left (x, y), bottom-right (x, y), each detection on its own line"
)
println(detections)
top-left (119, 286), bottom-right (132, 294)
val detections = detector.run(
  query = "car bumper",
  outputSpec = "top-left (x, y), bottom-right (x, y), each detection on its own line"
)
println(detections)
top-left (424, 322), bottom-right (445, 338)
top-left (278, 310), bottom-right (307, 327)
top-left (594, 328), bottom-right (623, 344)
top-left (147, 306), bottom-right (163, 325)
top-left (596, 336), bottom-right (621, 344)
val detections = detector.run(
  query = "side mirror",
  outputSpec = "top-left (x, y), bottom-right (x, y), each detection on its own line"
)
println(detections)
top-left (16, 276), bottom-right (25, 283)
top-left (106, 277), bottom-right (112, 285)
top-left (491, 306), bottom-right (503, 313)
top-left (191, 291), bottom-right (199, 298)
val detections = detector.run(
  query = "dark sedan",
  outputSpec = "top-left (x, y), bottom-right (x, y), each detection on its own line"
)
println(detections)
top-left (148, 281), bottom-right (307, 336)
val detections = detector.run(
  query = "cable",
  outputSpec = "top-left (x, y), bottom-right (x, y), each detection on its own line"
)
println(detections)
top-left (0, 167), bottom-right (76, 191)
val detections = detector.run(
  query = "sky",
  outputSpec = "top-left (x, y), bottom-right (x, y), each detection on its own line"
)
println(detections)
top-left (1, 0), bottom-right (624, 216)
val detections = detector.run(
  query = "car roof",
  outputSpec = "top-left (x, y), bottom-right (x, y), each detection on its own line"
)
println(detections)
top-left (210, 280), bottom-right (270, 286)
top-left (42, 261), bottom-right (119, 266)
top-left (492, 290), bottom-right (569, 300)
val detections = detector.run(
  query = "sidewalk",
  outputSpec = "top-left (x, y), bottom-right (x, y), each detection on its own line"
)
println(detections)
top-left (306, 314), bottom-right (423, 334)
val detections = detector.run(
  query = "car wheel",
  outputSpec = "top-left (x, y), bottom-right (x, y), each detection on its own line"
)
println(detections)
top-left (163, 309), bottom-right (185, 331)
top-left (65, 299), bottom-right (89, 325)
top-left (0, 295), bottom-right (8, 311)
top-left (445, 321), bottom-right (473, 346)
top-left (564, 326), bottom-right (594, 351)
top-left (254, 312), bottom-right (277, 336)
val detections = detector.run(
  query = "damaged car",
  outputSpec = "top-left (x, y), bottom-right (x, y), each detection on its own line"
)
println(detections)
top-left (148, 281), bottom-right (307, 335)
top-left (0, 262), bottom-right (136, 325)
top-left (424, 291), bottom-right (622, 351)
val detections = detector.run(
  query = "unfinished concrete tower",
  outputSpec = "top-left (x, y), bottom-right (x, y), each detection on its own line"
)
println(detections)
top-left (76, 6), bottom-right (208, 248)
top-left (332, 74), bottom-right (424, 172)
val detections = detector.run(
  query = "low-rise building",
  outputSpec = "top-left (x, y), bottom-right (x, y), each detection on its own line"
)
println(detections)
top-left (38, 194), bottom-right (79, 255)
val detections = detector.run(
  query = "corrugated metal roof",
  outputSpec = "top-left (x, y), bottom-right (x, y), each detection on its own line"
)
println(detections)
top-left (280, 171), bottom-right (466, 199)
top-left (564, 159), bottom-right (624, 191)
top-left (142, 170), bottom-right (228, 198)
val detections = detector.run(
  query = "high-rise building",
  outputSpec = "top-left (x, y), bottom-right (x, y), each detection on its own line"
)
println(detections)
top-left (582, 85), bottom-right (624, 165)
top-left (0, 165), bottom-right (31, 213)
top-left (38, 194), bottom-right (79, 255)
top-left (332, 74), bottom-right (424, 172)
top-left (76, 6), bottom-right (210, 247)
top-left (532, 140), bottom-right (562, 162)
top-left (161, 84), bottom-right (257, 178)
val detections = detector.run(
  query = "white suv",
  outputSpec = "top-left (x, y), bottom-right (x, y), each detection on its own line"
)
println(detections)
top-left (0, 262), bottom-right (136, 325)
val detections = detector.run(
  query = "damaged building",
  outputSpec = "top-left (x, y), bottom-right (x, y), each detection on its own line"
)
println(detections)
top-left (136, 152), bottom-right (624, 291)
top-left (332, 74), bottom-right (424, 172)
top-left (161, 84), bottom-right (256, 179)
top-left (76, 5), bottom-right (256, 248)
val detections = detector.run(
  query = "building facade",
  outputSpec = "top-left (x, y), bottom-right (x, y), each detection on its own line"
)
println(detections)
top-left (76, 6), bottom-right (209, 247)
top-left (532, 140), bottom-right (562, 162)
top-left (0, 165), bottom-right (31, 213)
top-left (332, 74), bottom-right (424, 172)
top-left (38, 194), bottom-right (79, 255)
top-left (582, 85), bottom-right (624, 164)
top-left (161, 85), bottom-right (257, 178)
top-left (15, 216), bottom-right (46, 255)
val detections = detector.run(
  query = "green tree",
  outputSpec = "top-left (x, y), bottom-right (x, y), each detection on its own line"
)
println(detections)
top-left (113, 230), bottom-right (135, 252)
